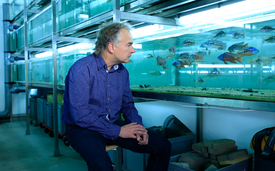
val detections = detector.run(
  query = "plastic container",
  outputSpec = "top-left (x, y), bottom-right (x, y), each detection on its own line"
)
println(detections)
top-left (36, 98), bottom-right (45, 123)
top-left (30, 97), bottom-right (37, 120)
top-left (58, 105), bottom-right (66, 134)
top-left (124, 134), bottom-right (196, 171)
top-left (44, 102), bottom-right (53, 128)
top-left (168, 155), bottom-right (252, 171)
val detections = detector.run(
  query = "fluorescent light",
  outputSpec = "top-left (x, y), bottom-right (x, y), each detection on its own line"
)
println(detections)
top-left (79, 14), bottom-right (89, 19)
top-left (35, 43), bottom-right (94, 58)
top-left (179, 0), bottom-right (275, 26)
top-left (131, 24), bottom-right (164, 38)
top-left (198, 64), bottom-right (251, 68)
top-left (133, 43), bottom-right (142, 49)
top-left (35, 51), bottom-right (52, 58)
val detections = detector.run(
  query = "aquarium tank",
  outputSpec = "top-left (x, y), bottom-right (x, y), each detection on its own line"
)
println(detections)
top-left (21, 0), bottom-right (275, 102)
top-left (126, 0), bottom-right (275, 102)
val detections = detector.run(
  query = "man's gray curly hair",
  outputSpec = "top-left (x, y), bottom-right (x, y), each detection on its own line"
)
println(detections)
top-left (94, 22), bottom-right (133, 56)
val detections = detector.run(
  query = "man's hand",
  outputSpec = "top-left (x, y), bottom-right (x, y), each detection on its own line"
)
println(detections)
top-left (119, 122), bottom-right (147, 139)
top-left (136, 133), bottom-right (149, 145)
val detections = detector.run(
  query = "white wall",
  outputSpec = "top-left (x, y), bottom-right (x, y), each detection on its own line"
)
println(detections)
top-left (136, 100), bottom-right (275, 154)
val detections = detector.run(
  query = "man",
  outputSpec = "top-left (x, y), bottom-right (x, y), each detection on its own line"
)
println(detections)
top-left (61, 22), bottom-right (171, 171)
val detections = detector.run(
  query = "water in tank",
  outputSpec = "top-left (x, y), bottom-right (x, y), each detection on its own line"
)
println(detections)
top-left (126, 2), bottom-right (275, 102)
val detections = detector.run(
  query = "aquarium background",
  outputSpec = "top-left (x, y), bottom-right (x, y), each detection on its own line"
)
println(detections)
top-left (126, 19), bottom-right (275, 90)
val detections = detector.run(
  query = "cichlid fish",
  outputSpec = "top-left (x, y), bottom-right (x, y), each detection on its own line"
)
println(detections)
top-left (182, 39), bottom-right (195, 46)
top-left (195, 51), bottom-right (207, 57)
top-left (166, 54), bottom-right (175, 59)
top-left (205, 68), bottom-right (221, 79)
top-left (248, 56), bottom-right (272, 65)
top-left (156, 56), bottom-right (169, 70)
top-left (258, 74), bottom-right (275, 85)
top-left (190, 53), bottom-right (204, 60)
top-left (172, 61), bottom-right (182, 69)
top-left (169, 46), bottom-right (176, 53)
top-left (214, 30), bottom-right (226, 39)
top-left (260, 26), bottom-right (275, 33)
top-left (232, 31), bottom-right (245, 39)
top-left (144, 54), bottom-right (154, 58)
top-left (263, 36), bottom-right (275, 43)
top-left (193, 77), bottom-right (205, 84)
top-left (237, 47), bottom-right (259, 58)
top-left (228, 42), bottom-right (248, 53)
top-left (179, 52), bottom-right (190, 59)
top-left (147, 70), bottom-right (161, 76)
top-left (218, 52), bottom-right (242, 64)
top-left (200, 40), bottom-right (227, 51)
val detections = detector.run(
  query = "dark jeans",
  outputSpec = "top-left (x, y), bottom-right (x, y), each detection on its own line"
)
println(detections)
top-left (65, 120), bottom-right (171, 171)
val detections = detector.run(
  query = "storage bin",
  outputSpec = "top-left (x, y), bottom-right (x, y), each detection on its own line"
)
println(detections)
top-left (168, 154), bottom-right (252, 171)
top-left (58, 105), bottom-right (66, 135)
top-left (37, 98), bottom-right (44, 123)
top-left (124, 134), bottom-right (196, 171)
top-left (44, 102), bottom-right (53, 128)
top-left (30, 97), bottom-right (37, 120)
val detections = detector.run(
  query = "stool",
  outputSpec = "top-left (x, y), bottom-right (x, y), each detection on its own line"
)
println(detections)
top-left (106, 145), bottom-right (123, 171)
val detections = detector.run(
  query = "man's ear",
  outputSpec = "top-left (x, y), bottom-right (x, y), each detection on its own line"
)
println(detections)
top-left (107, 43), bottom-right (115, 54)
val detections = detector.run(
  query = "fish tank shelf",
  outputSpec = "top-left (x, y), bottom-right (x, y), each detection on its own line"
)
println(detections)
top-left (131, 88), bottom-right (275, 112)
top-left (131, 86), bottom-right (275, 102)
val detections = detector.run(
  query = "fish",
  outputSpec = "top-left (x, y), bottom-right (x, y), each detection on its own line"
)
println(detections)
top-left (258, 74), bottom-right (275, 85)
top-left (205, 68), bottom-right (221, 79)
top-left (200, 40), bottom-right (227, 51)
top-left (193, 77), bottom-right (205, 84)
top-left (228, 42), bottom-right (248, 53)
top-left (147, 70), bottom-right (161, 76)
top-left (195, 51), bottom-right (207, 57)
top-left (169, 46), bottom-right (176, 53)
top-left (180, 60), bottom-right (192, 67)
top-left (218, 52), bottom-right (242, 64)
top-left (107, 0), bottom-right (112, 3)
top-left (144, 54), bottom-right (154, 58)
top-left (248, 56), bottom-right (272, 65)
top-left (263, 36), bottom-right (275, 43)
top-left (179, 52), bottom-right (190, 59)
top-left (232, 31), bottom-right (245, 39)
top-left (166, 54), bottom-right (175, 59)
top-left (172, 61), bottom-right (182, 69)
top-left (214, 30), bottom-right (226, 39)
top-left (156, 56), bottom-right (169, 69)
top-left (182, 39), bottom-right (195, 46)
top-left (271, 56), bottom-right (275, 60)
top-left (190, 53), bottom-right (204, 60)
top-left (260, 26), bottom-right (275, 33)
top-left (237, 47), bottom-right (259, 58)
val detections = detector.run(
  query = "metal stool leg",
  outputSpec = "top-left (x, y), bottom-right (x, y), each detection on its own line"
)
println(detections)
top-left (115, 147), bottom-right (123, 171)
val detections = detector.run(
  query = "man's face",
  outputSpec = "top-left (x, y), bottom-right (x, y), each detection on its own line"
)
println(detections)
top-left (113, 28), bottom-right (136, 63)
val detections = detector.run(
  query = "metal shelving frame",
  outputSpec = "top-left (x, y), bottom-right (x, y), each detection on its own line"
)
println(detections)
top-left (7, 0), bottom-right (268, 157)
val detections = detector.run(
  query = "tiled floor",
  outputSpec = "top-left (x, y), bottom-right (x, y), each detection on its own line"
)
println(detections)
top-left (0, 117), bottom-right (87, 171)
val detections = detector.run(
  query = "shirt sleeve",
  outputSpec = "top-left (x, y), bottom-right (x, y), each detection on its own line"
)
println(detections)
top-left (120, 70), bottom-right (143, 126)
top-left (67, 64), bottom-right (121, 140)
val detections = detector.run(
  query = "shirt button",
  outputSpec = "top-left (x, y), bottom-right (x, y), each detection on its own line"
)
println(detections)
top-left (111, 137), bottom-right (113, 139)
top-left (108, 85), bottom-right (110, 87)
top-left (109, 109), bottom-right (111, 112)
top-left (108, 98), bottom-right (110, 100)
top-left (109, 121), bottom-right (111, 123)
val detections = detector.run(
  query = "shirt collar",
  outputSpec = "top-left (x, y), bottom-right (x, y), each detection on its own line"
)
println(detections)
top-left (95, 53), bottom-right (120, 72)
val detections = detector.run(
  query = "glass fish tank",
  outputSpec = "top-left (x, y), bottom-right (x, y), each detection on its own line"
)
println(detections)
top-left (127, 2), bottom-right (275, 102)
top-left (13, 0), bottom-right (275, 103)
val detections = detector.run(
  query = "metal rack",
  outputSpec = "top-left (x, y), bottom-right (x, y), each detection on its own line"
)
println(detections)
top-left (6, 0), bottom-right (250, 157)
